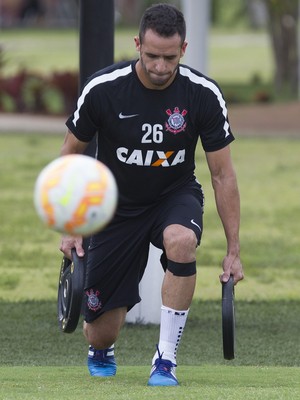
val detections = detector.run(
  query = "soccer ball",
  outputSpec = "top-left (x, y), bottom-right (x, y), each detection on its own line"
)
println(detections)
top-left (34, 154), bottom-right (118, 236)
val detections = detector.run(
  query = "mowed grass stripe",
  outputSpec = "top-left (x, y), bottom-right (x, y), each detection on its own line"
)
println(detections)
top-left (1, 366), bottom-right (300, 400)
top-left (1, 300), bottom-right (299, 367)
top-left (0, 134), bottom-right (300, 302)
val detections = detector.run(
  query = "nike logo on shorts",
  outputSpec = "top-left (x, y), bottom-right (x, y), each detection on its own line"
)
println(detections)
top-left (191, 219), bottom-right (202, 232)
top-left (119, 112), bottom-right (139, 119)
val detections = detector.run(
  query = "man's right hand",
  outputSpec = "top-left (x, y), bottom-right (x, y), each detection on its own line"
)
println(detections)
top-left (59, 235), bottom-right (85, 260)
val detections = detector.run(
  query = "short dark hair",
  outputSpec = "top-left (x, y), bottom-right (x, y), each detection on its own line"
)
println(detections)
top-left (139, 3), bottom-right (186, 45)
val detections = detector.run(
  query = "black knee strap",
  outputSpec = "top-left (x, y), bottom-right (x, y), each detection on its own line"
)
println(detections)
top-left (167, 260), bottom-right (196, 277)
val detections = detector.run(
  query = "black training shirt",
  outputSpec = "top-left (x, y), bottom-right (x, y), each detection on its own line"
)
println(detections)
top-left (66, 60), bottom-right (234, 213)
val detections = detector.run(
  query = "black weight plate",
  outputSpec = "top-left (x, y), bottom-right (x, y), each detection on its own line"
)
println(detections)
top-left (57, 249), bottom-right (85, 333)
top-left (222, 276), bottom-right (235, 360)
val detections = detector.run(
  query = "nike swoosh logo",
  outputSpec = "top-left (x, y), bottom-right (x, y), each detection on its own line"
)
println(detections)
top-left (119, 112), bottom-right (139, 119)
top-left (191, 219), bottom-right (202, 232)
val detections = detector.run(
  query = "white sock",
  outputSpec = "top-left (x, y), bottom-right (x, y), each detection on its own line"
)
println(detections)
top-left (152, 305), bottom-right (189, 365)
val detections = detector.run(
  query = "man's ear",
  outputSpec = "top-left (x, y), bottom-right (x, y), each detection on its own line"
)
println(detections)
top-left (134, 36), bottom-right (141, 51)
top-left (180, 41), bottom-right (188, 58)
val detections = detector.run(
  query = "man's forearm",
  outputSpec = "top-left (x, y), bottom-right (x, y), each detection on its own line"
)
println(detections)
top-left (212, 172), bottom-right (241, 256)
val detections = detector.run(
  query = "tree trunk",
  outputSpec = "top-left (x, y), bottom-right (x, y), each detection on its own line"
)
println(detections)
top-left (264, 0), bottom-right (298, 95)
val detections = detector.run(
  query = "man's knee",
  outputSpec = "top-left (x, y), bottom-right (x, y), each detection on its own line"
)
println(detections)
top-left (83, 322), bottom-right (117, 349)
top-left (163, 224), bottom-right (197, 262)
top-left (83, 307), bottom-right (127, 349)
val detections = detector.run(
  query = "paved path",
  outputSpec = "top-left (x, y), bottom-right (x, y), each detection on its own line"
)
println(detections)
top-left (0, 113), bottom-right (65, 134)
top-left (0, 101), bottom-right (299, 136)
top-left (228, 101), bottom-right (299, 137)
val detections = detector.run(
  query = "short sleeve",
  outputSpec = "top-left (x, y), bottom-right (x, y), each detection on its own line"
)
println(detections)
top-left (198, 86), bottom-right (235, 152)
top-left (66, 78), bottom-right (102, 143)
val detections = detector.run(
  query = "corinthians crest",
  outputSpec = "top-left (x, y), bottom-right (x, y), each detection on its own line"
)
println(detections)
top-left (86, 288), bottom-right (102, 312)
top-left (165, 107), bottom-right (188, 134)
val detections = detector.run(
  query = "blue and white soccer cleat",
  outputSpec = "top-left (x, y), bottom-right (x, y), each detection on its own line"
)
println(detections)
top-left (87, 345), bottom-right (117, 377)
top-left (148, 347), bottom-right (179, 386)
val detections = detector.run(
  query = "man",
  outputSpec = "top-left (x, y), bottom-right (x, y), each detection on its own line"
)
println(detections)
top-left (59, 3), bottom-right (244, 387)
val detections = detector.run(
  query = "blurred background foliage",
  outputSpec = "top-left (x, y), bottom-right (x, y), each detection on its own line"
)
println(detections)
top-left (0, 0), bottom-right (298, 115)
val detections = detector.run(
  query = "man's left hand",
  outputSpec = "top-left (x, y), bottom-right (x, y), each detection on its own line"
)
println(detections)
top-left (220, 254), bottom-right (244, 285)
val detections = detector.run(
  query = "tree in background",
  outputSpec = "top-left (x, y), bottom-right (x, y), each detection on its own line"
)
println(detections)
top-left (212, 0), bottom-right (299, 97)
top-left (263, 0), bottom-right (299, 96)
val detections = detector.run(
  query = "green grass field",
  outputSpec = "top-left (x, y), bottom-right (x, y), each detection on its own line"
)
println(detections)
top-left (1, 365), bottom-right (299, 400)
top-left (0, 133), bottom-right (299, 399)
top-left (1, 134), bottom-right (299, 302)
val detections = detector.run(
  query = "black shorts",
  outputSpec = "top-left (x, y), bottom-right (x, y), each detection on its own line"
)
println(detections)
top-left (84, 180), bottom-right (204, 323)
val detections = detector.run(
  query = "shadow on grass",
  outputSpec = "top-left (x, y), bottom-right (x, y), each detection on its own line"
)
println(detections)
top-left (1, 300), bottom-right (299, 367)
